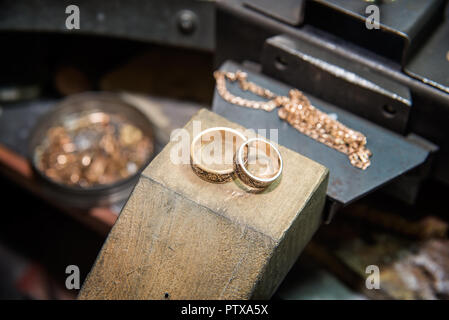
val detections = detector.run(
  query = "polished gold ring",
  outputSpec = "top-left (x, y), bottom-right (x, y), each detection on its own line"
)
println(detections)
top-left (234, 138), bottom-right (283, 189)
top-left (190, 127), bottom-right (247, 183)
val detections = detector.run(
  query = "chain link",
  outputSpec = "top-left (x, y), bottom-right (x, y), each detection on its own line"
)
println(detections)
top-left (214, 70), bottom-right (372, 170)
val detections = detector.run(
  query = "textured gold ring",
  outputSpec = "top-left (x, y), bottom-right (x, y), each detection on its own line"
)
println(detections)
top-left (234, 138), bottom-right (283, 189)
top-left (190, 127), bottom-right (247, 183)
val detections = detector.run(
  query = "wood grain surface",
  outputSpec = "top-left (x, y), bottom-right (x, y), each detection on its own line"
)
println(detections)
top-left (79, 109), bottom-right (329, 299)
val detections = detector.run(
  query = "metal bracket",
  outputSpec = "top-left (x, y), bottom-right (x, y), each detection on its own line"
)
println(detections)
top-left (0, 0), bottom-right (215, 52)
top-left (262, 34), bottom-right (412, 133)
top-left (405, 10), bottom-right (449, 95)
top-left (304, 0), bottom-right (447, 64)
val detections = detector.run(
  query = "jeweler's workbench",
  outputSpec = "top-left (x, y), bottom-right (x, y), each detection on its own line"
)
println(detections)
top-left (0, 0), bottom-right (448, 302)
top-left (78, 109), bottom-right (329, 299)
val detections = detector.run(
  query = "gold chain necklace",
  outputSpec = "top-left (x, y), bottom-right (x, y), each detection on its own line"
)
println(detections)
top-left (214, 70), bottom-right (372, 170)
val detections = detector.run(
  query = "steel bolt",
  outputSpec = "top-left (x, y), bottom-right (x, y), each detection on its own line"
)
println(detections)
top-left (177, 10), bottom-right (197, 35)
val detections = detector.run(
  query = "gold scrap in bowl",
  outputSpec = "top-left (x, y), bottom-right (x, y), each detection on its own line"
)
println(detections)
top-left (31, 93), bottom-right (154, 190)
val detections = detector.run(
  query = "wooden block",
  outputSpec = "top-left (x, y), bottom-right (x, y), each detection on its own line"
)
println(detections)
top-left (78, 109), bottom-right (329, 300)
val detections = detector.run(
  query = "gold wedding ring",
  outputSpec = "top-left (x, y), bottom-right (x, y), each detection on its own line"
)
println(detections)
top-left (234, 138), bottom-right (283, 189)
top-left (190, 127), bottom-right (247, 183)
